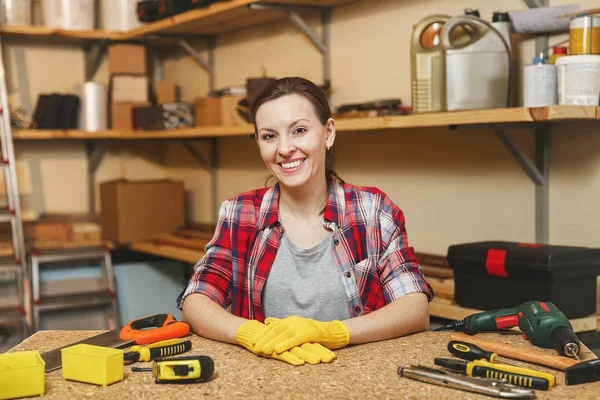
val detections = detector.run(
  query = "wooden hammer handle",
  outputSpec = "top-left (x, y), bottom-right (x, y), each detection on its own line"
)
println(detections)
top-left (450, 332), bottom-right (579, 371)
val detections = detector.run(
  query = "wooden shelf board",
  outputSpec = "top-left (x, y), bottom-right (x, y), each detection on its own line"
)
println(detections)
top-left (124, 0), bottom-right (356, 39)
top-left (0, 25), bottom-right (123, 42)
top-left (129, 241), bottom-right (204, 264)
top-left (12, 106), bottom-right (598, 141)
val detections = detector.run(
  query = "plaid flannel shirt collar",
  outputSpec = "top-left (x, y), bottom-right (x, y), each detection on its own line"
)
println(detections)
top-left (256, 176), bottom-right (345, 231)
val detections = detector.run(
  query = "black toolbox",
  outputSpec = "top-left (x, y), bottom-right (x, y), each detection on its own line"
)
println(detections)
top-left (447, 241), bottom-right (600, 319)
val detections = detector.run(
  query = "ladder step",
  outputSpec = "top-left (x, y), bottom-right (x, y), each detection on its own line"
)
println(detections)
top-left (34, 248), bottom-right (107, 264)
top-left (0, 212), bottom-right (13, 223)
top-left (34, 292), bottom-right (114, 312)
top-left (0, 306), bottom-right (25, 324)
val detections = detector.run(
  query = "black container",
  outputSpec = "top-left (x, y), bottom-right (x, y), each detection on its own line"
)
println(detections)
top-left (447, 241), bottom-right (600, 319)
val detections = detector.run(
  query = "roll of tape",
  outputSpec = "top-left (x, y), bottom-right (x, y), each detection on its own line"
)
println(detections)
top-left (77, 82), bottom-right (108, 132)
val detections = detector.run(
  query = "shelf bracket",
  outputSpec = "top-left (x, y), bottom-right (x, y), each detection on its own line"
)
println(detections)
top-left (454, 122), bottom-right (550, 243)
top-left (492, 127), bottom-right (549, 244)
top-left (248, 3), bottom-right (332, 83)
top-left (181, 139), bottom-right (220, 221)
top-left (86, 141), bottom-right (106, 217)
top-left (84, 42), bottom-right (108, 82)
top-left (178, 36), bottom-right (216, 91)
top-left (493, 129), bottom-right (543, 185)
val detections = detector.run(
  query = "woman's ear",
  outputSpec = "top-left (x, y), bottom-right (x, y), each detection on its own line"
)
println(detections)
top-left (325, 118), bottom-right (336, 149)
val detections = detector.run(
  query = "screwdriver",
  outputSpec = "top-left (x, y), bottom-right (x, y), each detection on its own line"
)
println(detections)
top-left (448, 340), bottom-right (522, 367)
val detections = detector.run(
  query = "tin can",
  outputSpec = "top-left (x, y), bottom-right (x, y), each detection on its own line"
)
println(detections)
top-left (569, 16), bottom-right (600, 55)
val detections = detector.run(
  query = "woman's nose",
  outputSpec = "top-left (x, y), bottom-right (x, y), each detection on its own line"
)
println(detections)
top-left (278, 137), bottom-right (296, 156)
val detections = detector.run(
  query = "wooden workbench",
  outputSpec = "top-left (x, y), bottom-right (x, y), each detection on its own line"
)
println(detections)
top-left (7, 330), bottom-right (600, 399)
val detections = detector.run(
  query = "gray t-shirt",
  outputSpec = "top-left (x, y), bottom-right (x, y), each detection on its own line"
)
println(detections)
top-left (262, 232), bottom-right (352, 322)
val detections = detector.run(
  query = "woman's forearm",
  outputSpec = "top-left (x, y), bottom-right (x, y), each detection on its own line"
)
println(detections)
top-left (343, 292), bottom-right (430, 345)
top-left (181, 293), bottom-right (248, 345)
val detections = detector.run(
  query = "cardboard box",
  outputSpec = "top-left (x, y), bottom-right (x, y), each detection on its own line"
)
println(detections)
top-left (111, 75), bottom-right (149, 103)
top-left (25, 221), bottom-right (73, 243)
top-left (157, 81), bottom-right (178, 104)
top-left (194, 95), bottom-right (244, 126)
top-left (100, 179), bottom-right (185, 244)
top-left (108, 44), bottom-right (147, 75)
top-left (111, 102), bottom-right (150, 130)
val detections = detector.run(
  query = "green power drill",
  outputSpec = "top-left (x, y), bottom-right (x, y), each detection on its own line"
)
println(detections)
top-left (435, 301), bottom-right (581, 359)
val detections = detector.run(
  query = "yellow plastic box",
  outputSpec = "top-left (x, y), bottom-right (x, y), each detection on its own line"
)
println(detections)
top-left (61, 344), bottom-right (124, 387)
top-left (0, 351), bottom-right (45, 399)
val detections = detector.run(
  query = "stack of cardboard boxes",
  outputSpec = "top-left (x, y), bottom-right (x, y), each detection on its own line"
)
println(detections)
top-left (109, 44), bottom-right (151, 130)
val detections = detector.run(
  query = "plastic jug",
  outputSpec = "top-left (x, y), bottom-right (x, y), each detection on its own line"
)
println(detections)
top-left (441, 15), bottom-right (511, 111)
top-left (411, 14), bottom-right (451, 113)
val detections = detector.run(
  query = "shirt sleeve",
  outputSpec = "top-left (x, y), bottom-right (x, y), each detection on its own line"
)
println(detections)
top-left (176, 200), bottom-right (234, 310)
top-left (376, 195), bottom-right (434, 303)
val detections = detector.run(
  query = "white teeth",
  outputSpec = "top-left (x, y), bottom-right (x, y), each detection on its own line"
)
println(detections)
top-left (281, 160), bottom-right (303, 169)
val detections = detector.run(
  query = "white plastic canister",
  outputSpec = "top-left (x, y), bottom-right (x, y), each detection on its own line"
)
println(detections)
top-left (523, 57), bottom-right (557, 107)
top-left (100, 0), bottom-right (142, 32)
top-left (556, 55), bottom-right (600, 105)
top-left (42, 0), bottom-right (95, 30)
top-left (0, 0), bottom-right (32, 26)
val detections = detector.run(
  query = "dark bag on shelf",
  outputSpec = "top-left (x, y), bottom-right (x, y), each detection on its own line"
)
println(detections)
top-left (32, 94), bottom-right (63, 129)
top-left (32, 94), bottom-right (80, 129)
top-left (447, 241), bottom-right (600, 319)
top-left (56, 94), bottom-right (80, 129)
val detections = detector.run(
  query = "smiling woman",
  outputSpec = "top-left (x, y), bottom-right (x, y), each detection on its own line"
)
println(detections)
top-left (178, 77), bottom-right (434, 367)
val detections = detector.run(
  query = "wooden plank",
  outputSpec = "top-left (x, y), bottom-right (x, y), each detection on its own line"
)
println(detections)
top-left (0, 25), bottom-right (123, 42)
top-left (129, 241), bottom-right (204, 264)
top-left (124, 0), bottom-right (357, 39)
top-left (119, 124), bottom-right (255, 139)
top-left (32, 240), bottom-right (113, 251)
top-left (415, 252), bottom-right (449, 268)
top-left (13, 129), bottom-right (121, 140)
top-left (12, 106), bottom-right (600, 141)
top-left (420, 265), bottom-right (453, 279)
top-left (429, 298), bottom-right (597, 333)
top-left (427, 278), bottom-right (454, 300)
top-left (151, 233), bottom-right (210, 252)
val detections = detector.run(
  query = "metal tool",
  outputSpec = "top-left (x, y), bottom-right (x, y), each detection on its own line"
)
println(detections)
top-left (120, 314), bottom-right (190, 344)
top-left (124, 339), bottom-right (192, 363)
top-left (435, 358), bottom-right (555, 390)
top-left (398, 365), bottom-right (536, 399)
top-left (450, 332), bottom-right (580, 370)
top-left (132, 355), bottom-right (214, 384)
top-left (565, 359), bottom-right (600, 386)
top-left (448, 340), bottom-right (522, 367)
top-left (41, 314), bottom-right (190, 372)
top-left (436, 301), bottom-right (581, 359)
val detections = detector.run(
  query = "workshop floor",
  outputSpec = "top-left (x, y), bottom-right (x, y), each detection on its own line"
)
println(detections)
top-left (429, 317), bottom-right (600, 357)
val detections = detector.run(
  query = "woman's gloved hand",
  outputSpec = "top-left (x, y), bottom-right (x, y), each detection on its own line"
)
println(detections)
top-left (235, 319), bottom-right (336, 365)
top-left (254, 316), bottom-right (351, 354)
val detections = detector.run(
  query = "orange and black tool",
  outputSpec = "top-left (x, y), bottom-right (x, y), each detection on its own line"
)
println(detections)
top-left (120, 314), bottom-right (191, 345)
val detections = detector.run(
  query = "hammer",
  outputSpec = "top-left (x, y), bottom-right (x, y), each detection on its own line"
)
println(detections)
top-left (451, 332), bottom-right (600, 385)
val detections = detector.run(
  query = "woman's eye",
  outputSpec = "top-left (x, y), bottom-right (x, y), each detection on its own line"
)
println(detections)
top-left (293, 127), bottom-right (307, 135)
top-left (261, 133), bottom-right (275, 140)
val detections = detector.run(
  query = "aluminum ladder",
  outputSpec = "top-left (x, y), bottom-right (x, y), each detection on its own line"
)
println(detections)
top-left (0, 33), bottom-right (29, 340)
top-left (30, 245), bottom-right (120, 332)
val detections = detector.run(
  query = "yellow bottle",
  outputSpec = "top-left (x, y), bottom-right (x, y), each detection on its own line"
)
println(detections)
top-left (549, 46), bottom-right (567, 64)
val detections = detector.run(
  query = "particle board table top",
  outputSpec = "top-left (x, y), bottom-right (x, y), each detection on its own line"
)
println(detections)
top-left (7, 330), bottom-right (600, 399)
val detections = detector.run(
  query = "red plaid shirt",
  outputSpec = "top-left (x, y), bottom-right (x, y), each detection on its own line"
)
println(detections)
top-left (178, 178), bottom-right (433, 321)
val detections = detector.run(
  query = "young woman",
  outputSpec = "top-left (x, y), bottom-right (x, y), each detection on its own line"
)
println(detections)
top-left (178, 77), bottom-right (433, 366)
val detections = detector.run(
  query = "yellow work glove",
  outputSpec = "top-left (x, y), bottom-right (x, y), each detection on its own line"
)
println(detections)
top-left (254, 316), bottom-right (351, 354)
top-left (235, 320), bottom-right (336, 365)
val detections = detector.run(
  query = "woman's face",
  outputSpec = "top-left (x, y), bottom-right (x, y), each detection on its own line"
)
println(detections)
top-left (255, 94), bottom-right (335, 190)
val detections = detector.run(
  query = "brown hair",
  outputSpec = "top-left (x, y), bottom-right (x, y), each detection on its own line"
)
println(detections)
top-left (251, 77), bottom-right (343, 189)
